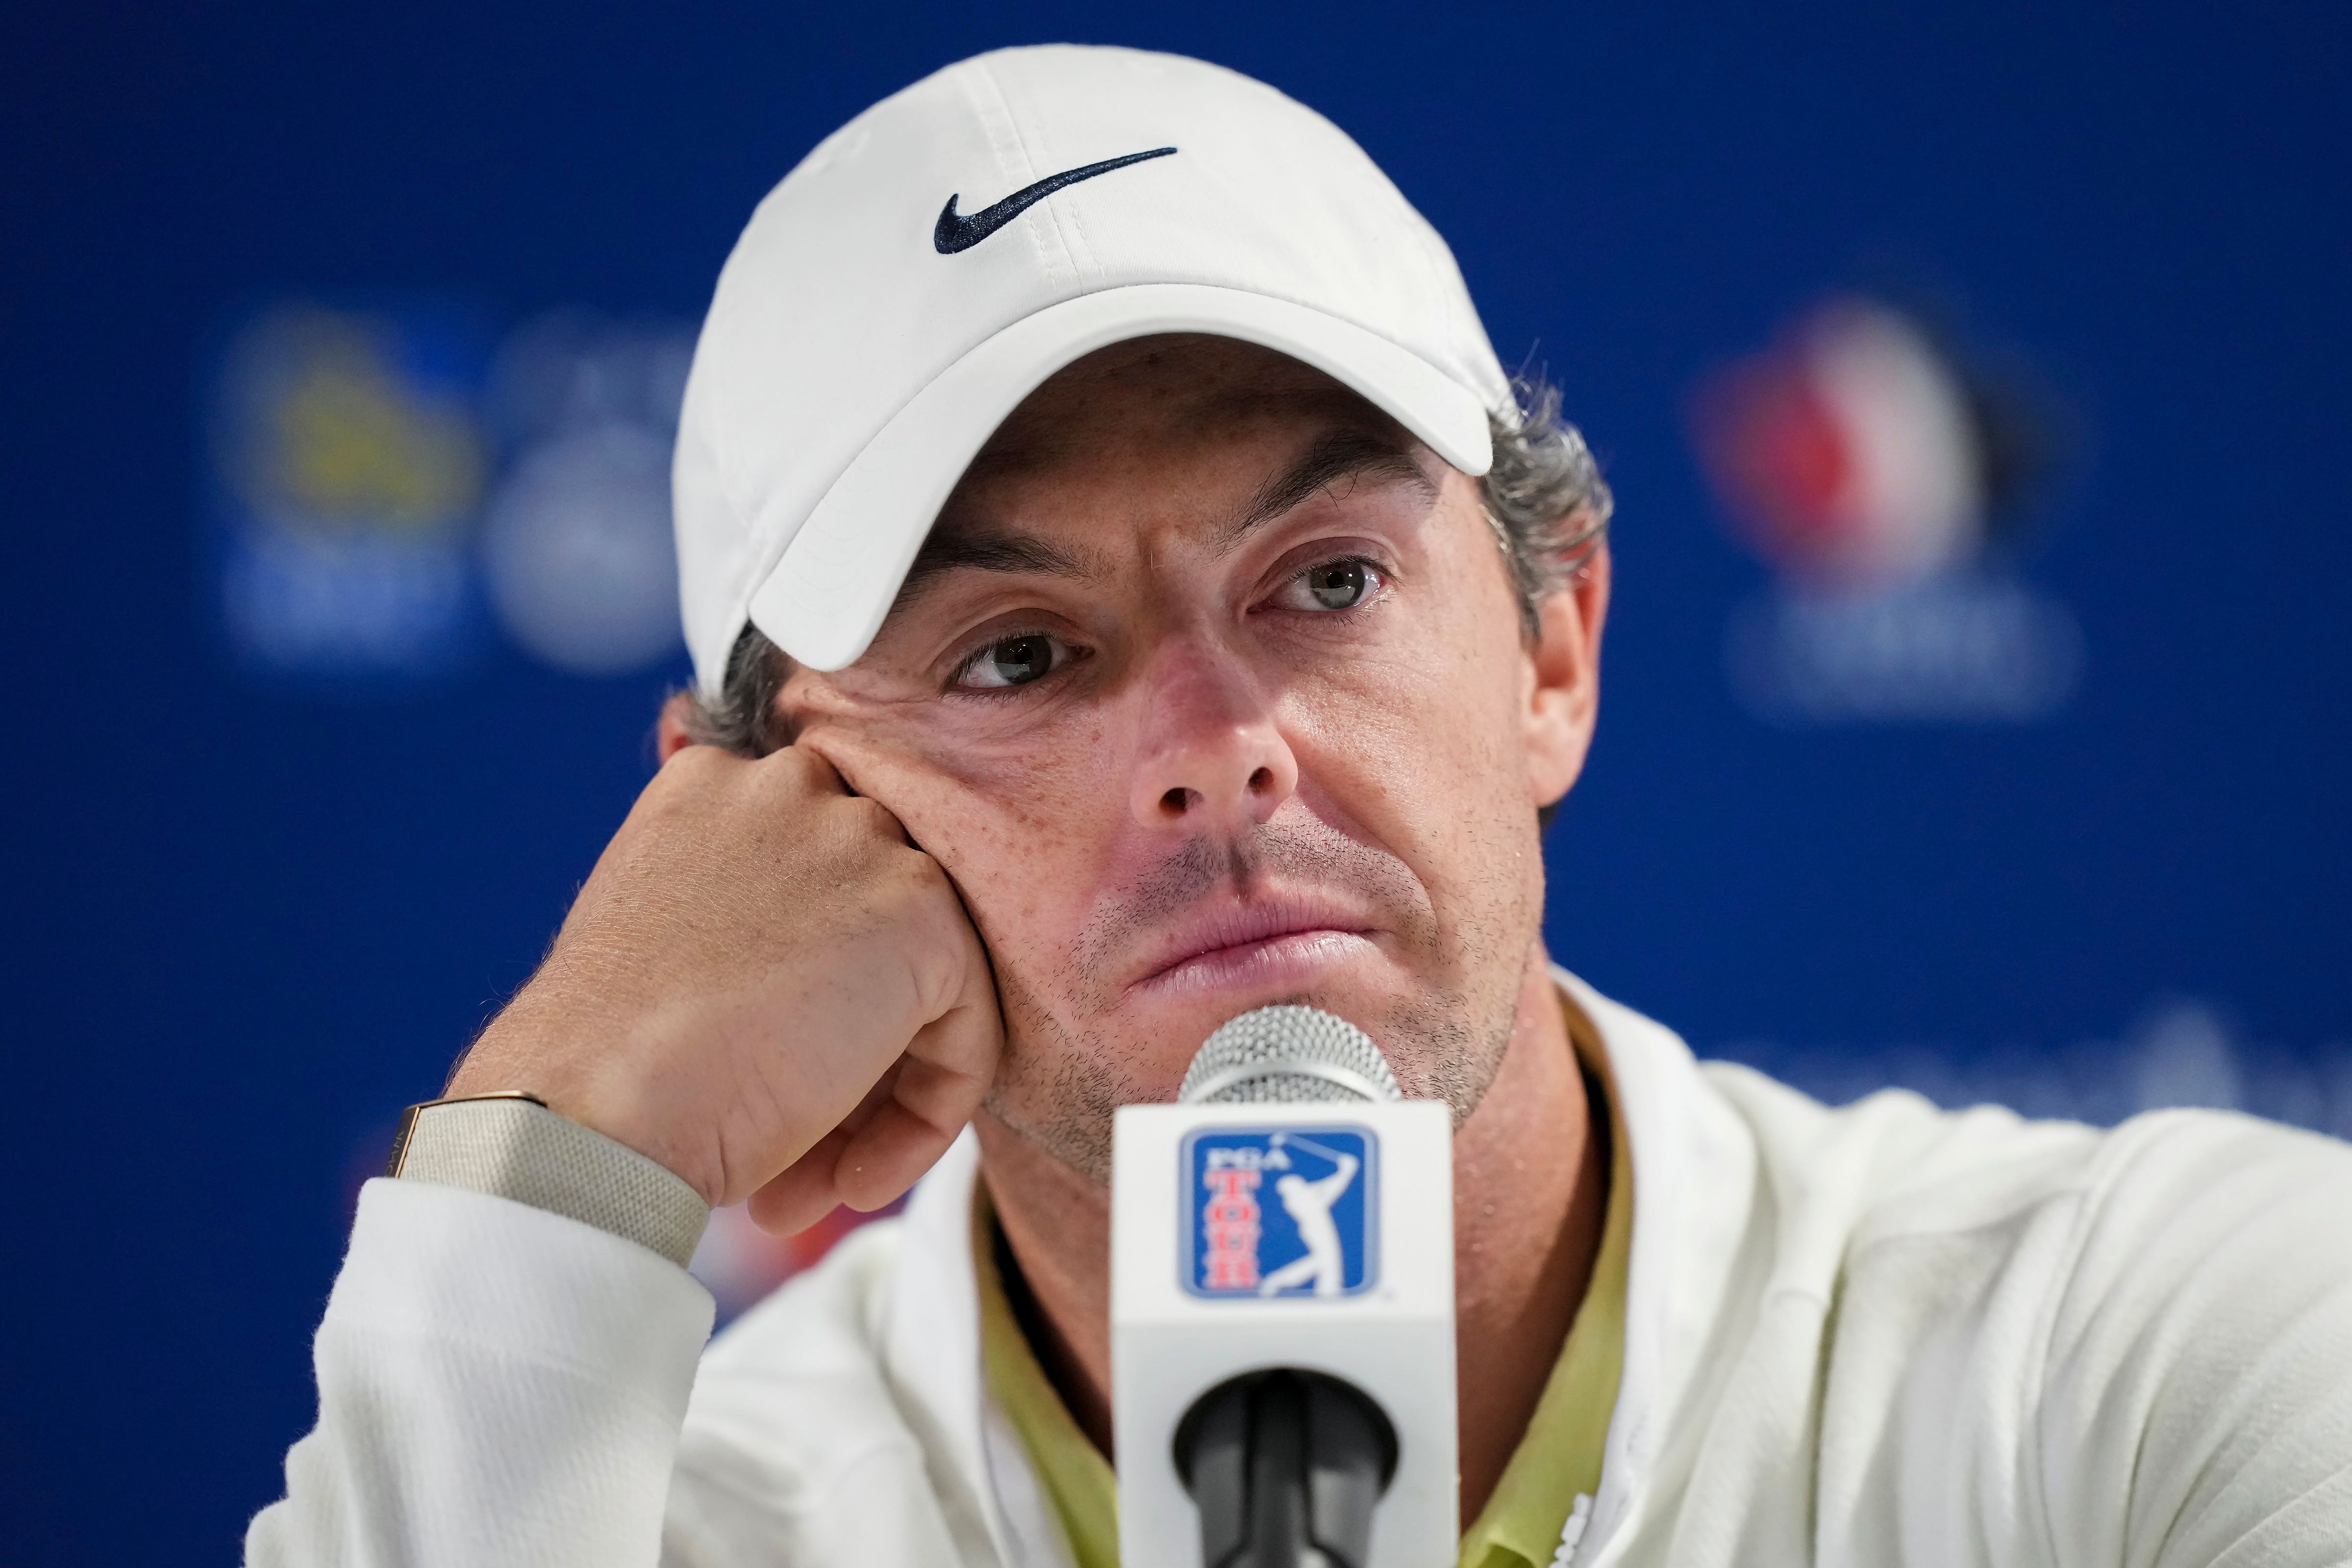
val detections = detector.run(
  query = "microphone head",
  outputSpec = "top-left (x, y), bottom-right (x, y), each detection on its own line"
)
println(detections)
top-left (1177, 1005), bottom-right (1402, 1106)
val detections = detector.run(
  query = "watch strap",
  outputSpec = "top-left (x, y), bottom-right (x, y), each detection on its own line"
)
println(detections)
top-left (388, 1091), bottom-right (710, 1269)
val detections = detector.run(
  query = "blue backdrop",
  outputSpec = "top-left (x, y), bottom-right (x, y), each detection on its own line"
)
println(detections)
top-left (3, 3), bottom-right (2346, 1560)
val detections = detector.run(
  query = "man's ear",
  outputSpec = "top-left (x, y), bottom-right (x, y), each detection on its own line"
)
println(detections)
top-left (1524, 542), bottom-right (1611, 811)
top-left (655, 692), bottom-right (702, 763)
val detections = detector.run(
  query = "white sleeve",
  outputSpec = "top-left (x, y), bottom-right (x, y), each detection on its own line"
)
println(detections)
top-left (246, 1177), bottom-right (716, 1568)
top-left (2039, 1115), bottom-right (2352, 1568)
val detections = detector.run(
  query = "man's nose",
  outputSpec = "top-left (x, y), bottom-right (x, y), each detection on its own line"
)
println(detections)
top-left (1127, 642), bottom-right (1300, 833)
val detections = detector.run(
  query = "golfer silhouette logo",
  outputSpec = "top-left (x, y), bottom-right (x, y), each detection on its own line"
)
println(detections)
top-left (1185, 1125), bottom-right (1377, 1298)
top-left (1258, 1133), bottom-right (1360, 1297)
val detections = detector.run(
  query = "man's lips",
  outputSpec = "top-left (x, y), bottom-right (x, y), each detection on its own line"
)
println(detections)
top-left (1130, 896), bottom-right (1380, 996)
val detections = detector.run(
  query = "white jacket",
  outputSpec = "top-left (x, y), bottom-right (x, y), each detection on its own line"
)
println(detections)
top-left (248, 973), bottom-right (2352, 1567)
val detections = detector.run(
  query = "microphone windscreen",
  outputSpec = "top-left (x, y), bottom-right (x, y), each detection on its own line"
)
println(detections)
top-left (1177, 1005), bottom-right (1401, 1106)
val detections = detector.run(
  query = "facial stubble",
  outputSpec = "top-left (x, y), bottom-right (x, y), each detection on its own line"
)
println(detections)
top-left (976, 811), bottom-right (1541, 1185)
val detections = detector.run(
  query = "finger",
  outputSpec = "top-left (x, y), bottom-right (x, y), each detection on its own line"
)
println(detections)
top-left (830, 1100), bottom-right (953, 1211)
top-left (761, 737), bottom-right (864, 802)
top-left (747, 1037), bottom-right (943, 1226)
top-left (893, 1004), bottom-right (999, 1136)
top-left (739, 742), bottom-right (854, 818)
top-left (828, 1056), bottom-right (905, 1146)
top-left (743, 1054), bottom-right (905, 1227)
top-left (746, 1127), bottom-right (850, 1236)
top-left (829, 1005), bottom-right (1001, 1211)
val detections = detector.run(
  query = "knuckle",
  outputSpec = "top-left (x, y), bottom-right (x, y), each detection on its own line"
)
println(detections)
top-left (812, 800), bottom-right (896, 871)
top-left (666, 745), bottom-right (731, 784)
top-left (741, 748), bottom-right (815, 808)
top-left (771, 745), bottom-right (842, 796)
top-left (845, 796), bottom-right (901, 840)
top-left (890, 843), bottom-right (954, 901)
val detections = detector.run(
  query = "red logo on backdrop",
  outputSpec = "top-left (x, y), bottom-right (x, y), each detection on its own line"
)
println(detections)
top-left (1693, 299), bottom-right (1988, 592)
top-left (1690, 294), bottom-right (2082, 725)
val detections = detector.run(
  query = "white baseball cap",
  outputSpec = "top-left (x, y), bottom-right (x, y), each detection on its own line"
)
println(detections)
top-left (674, 44), bottom-right (1512, 690)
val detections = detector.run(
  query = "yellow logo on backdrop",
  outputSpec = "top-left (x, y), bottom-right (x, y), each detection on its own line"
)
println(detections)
top-left (227, 308), bottom-right (484, 535)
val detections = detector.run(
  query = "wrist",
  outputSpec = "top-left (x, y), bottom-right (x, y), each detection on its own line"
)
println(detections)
top-left (389, 1090), bottom-right (711, 1268)
top-left (449, 1016), bottom-right (730, 1207)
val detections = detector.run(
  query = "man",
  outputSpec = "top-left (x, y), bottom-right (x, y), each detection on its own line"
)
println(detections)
top-left (250, 44), bottom-right (2352, 1568)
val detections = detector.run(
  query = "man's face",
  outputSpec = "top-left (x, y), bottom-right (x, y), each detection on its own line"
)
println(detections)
top-left (782, 336), bottom-right (1585, 1182)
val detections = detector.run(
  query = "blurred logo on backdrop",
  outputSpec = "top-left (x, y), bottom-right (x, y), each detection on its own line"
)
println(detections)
top-left (207, 299), bottom-right (695, 686)
top-left (210, 305), bottom-right (491, 680)
top-left (482, 311), bottom-right (695, 676)
top-left (1693, 296), bottom-right (2082, 725)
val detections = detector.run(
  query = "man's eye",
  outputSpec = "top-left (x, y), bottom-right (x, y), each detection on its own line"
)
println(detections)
top-left (954, 632), bottom-right (1069, 690)
top-left (1274, 558), bottom-right (1380, 612)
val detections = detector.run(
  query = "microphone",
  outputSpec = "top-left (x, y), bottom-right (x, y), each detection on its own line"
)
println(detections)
top-left (1112, 1006), bottom-right (1457, 1568)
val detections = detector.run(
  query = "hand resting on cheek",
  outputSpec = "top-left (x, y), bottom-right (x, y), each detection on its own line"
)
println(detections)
top-left (448, 734), bottom-right (1002, 1237)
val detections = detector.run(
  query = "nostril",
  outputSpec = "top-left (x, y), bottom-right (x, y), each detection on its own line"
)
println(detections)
top-left (1161, 787), bottom-right (1191, 817)
top-left (1246, 766), bottom-right (1273, 794)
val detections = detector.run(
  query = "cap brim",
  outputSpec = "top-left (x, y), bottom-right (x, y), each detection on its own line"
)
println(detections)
top-left (746, 282), bottom-right (1496, 673)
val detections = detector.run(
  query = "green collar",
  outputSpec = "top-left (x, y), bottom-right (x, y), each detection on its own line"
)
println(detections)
top-left (975, 996), bottom-right (1632, 1568)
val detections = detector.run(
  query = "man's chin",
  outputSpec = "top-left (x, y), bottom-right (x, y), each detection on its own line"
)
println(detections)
top-left (986, 931), bottom-right (1522, 1184)
top-left (984, 951), bottom-right (1431, 1185)
top-left (1104, 945), bottom-right (1520, 1130)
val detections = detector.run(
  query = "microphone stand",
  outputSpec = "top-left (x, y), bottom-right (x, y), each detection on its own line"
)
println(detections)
top-left (1174, 1369), bottom-right (1397, 1568)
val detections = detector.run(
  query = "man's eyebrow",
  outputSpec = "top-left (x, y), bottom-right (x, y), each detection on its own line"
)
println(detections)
top-left (893, 530), bottom-right (1093, 607)
top-left (892, 426), bottom-right (1433, 609)
top-left (1220, 428), bottom-right (1437, 551)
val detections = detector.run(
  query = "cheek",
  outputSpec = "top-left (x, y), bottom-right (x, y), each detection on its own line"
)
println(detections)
top-left (1286, 549), bottom-right (1536, 902)
top-left (824, 710), bottom-right (1128, 964)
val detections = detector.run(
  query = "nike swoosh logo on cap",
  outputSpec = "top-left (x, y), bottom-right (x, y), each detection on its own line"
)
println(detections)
top-left (933, 146), bottom-right (1178, 255)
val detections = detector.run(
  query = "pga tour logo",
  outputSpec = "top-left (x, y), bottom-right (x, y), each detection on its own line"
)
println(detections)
top-left (1183, 1125), bottom-right (1377, 1298)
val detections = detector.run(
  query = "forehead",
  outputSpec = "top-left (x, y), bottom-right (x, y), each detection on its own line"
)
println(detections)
top-left (938, 334), bottom-right (1413, 525)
